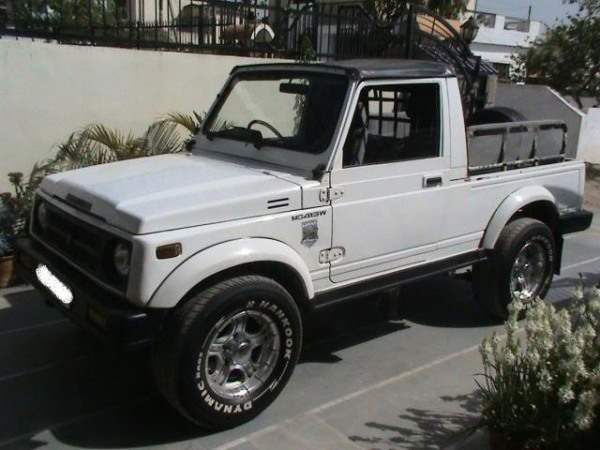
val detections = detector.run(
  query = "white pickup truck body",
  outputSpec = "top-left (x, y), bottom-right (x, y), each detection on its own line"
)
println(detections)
top-left (17, 60), bottom-right (592, 428)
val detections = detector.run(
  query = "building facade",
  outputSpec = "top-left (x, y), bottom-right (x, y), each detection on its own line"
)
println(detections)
top-left (467, 7), bottom-right (546, 80)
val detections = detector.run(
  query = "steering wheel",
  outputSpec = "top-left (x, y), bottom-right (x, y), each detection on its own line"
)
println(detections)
top-left (247, 120), bottom-right (283, 139)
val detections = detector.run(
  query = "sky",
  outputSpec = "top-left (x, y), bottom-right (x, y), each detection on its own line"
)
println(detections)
top-left (475, 0), bottom-right (580, 25)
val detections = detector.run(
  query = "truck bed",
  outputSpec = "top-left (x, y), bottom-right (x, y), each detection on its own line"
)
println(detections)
top-left (467, 120), bottom-right (569, 175)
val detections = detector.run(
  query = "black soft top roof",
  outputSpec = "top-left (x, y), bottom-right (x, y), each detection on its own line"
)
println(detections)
top-left (231, 59), bottom-right (455, 80)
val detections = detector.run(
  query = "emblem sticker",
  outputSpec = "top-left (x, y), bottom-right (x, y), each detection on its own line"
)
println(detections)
top-left (301, 219), bottom-right (319, 247)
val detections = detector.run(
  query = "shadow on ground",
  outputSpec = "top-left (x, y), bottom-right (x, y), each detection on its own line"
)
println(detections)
top-left (398, 275), bottom-right (499, 328)
top-left (348, 393), bottom-right (482, 450)
top-left (0, 271), bottom-right (583, 449)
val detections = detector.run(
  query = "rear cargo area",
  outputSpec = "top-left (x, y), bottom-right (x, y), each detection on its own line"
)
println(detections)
top-left (467, 120), bottom-right (569, 175)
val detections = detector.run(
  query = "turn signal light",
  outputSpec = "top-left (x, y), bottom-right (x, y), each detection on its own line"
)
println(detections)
top-left (156, 243), bottom-right (182, 260)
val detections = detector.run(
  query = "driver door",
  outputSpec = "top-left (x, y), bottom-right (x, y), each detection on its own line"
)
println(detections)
top-left (329, 79), bottom-right (449, 283)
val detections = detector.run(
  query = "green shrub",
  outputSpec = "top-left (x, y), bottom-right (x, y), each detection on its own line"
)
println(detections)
top-left (0, 194), bottom-right (16, 257)
top-left (477, 285), bottom-right (600, 449)
top-left (1, 111), bottom-right (203, 252)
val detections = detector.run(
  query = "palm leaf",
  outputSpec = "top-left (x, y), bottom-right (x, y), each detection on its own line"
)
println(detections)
top-left (164, 112), bottom-right (202, 134)
top-left (45, 110), bottom-right (208, 176)
top-left (137, 120), bottom-right (185, 155)
top-left (53, 128), bottom-right (116, 170)
top-left (81, 124), bottom-right (139, 160)
top-left (81, 124), bottom-right (126, 151)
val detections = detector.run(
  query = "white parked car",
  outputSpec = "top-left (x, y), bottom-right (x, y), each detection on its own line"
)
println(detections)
top-left (17, 60), bottom-right (592, 429)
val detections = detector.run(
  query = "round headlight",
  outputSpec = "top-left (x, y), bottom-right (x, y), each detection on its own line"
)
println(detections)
top-left (113, 242), bottom-right (131, 277)
top-left (37, 202), bottom-right (49, 231)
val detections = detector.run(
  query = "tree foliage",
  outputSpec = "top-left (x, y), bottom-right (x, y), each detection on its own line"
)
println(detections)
top-left (427, 0), bottom-right (467, 19)
top-left (521, 0), bottom-right (600, 108)
top-left (365, 0), bottom-right (468, 23)
top-left (14, 0), bottom-right (128, 27)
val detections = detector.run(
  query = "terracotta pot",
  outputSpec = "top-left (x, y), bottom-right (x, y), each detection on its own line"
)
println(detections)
top-left (0, 255), bottom-right (17, 288)
top-left (489, 431), bottom-right (538, 450)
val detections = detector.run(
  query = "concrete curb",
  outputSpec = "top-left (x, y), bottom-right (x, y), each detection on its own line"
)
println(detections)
top-left (0, 284), bottom-right (33, 297)
top-left (443, 429), bottom-right (489, 450)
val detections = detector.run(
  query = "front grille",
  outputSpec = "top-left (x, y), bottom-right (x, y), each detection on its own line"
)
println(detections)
top-left (32, 197), bottom-right (127, 291)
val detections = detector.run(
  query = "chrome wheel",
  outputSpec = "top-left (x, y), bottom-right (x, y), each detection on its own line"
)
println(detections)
top-left (510, 240), bottom-right (548, 303)
top-left (204, 310), bottom-right (281, 401)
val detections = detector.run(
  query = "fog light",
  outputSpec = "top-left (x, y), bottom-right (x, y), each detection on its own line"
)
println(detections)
top-left (36, 265), bottom-right (73, 306)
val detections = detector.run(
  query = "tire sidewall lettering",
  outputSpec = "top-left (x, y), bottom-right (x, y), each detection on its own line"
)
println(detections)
top-left (191, 295), bottom-right (297, 416)
top-left (249, 299), bottom-right (295, 362)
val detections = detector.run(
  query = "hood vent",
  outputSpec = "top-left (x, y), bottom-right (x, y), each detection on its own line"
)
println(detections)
top-left (267, 197), bottom-right (290, 210)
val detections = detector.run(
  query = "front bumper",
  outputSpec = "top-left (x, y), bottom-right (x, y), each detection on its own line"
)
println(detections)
top-left (559, 209), bottom-right (594, 235)
top-left (16, 237), bottom-right (166, 347)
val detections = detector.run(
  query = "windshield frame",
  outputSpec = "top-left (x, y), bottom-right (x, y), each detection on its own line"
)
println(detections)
top-left (197, 69), bottom-right (352, 172)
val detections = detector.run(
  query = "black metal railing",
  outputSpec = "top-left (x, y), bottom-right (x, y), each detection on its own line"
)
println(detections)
top-left (1, 1), bottom-right (476, 60)
top-left (1, 1), bottom-right (495, 112)
top-left (1, 0), bottom-right (342, 59)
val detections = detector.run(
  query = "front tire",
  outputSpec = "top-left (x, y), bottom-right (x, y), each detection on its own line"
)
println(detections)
top-left (473, 218), bottom-right (555, 320)
top-left (154, 275), bottom-right (302, 429)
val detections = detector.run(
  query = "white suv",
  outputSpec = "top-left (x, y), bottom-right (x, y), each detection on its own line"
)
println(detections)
top-left (17, 60), bottom-right (592, 429)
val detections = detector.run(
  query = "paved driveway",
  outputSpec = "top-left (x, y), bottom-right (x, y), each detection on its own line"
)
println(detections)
top-left (1, 216), bottom-right (599, 450)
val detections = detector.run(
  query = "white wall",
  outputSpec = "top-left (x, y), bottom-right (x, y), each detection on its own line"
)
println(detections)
top-left (470, 42), bottom-right (520, 65)
top-left (0, 38), bottom-right (285, 192)
top-left (580, 109), bottom-right (600, 164)
top-left (494, 83), bottom-right (585, 159)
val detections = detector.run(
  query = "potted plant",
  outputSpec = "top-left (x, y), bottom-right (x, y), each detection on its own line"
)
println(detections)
top-left (0, 171), bottom-right (39, 288)
top-left (0, 191), bottom-right (18, 288)
top-left (476, 284), bottom-right (600, 450)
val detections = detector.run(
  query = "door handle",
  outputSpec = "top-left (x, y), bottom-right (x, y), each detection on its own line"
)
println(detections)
top-left (423, 175), bottom-right (443, 188)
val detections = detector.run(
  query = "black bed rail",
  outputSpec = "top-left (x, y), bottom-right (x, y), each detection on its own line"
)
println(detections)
top-left (467, 120), bottom-right (569, 175)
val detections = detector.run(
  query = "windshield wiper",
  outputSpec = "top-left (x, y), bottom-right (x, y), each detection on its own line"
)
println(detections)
top-left (205, 127), bottom-right (287, 151)
top-left (205, 127), bottom-right (263, 145)
top-left (254, 137), bottom-right (289, 150)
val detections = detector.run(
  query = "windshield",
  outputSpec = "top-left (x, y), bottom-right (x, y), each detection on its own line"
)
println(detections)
top-left (203, 72), bottom-right (349, 154)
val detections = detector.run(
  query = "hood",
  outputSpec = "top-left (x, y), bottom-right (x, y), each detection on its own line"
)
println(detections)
top-left (40, 154), bottom-right (302, 234)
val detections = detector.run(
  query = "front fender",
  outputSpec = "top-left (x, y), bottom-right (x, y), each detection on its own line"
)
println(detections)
top-left (148, 238), bottom-right (314, 308)
top-left (482, 185), bottom-right (557, 249)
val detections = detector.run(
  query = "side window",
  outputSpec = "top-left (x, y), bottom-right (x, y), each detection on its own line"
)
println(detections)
top-left (342, 83), bottom-right (441, 168)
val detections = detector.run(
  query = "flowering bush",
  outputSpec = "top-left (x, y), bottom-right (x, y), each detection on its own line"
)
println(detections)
top-left (477, 281), bottom-right (600, 449)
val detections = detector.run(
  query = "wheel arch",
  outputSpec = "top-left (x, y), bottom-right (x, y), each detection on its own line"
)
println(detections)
top-left (148, 238), bottom-right (314, 313)
top-left (482, 186), bottom-right (559, 250)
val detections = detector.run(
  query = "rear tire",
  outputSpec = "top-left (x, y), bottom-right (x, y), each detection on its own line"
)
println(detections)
top-left (153, 275), bottom-right (302, 429)
top-left (473, 218), bottom-right (555, 320)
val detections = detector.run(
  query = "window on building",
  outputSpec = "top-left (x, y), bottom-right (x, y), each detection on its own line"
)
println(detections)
top-left (504, 17), bottom-right (530, 32)
top-left (475, 12), bottom-right (496, 28)
top-left (343, 83), bottom-right (441, 167)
